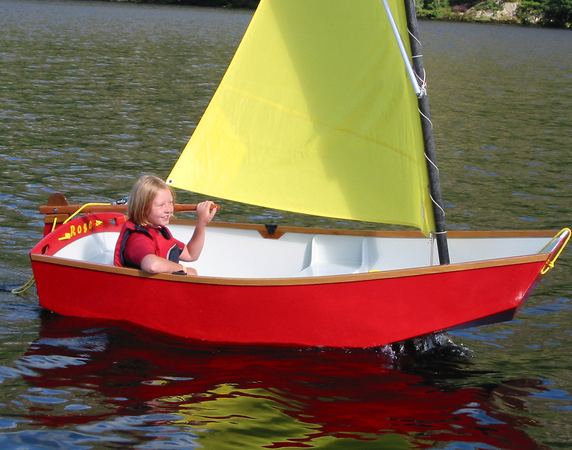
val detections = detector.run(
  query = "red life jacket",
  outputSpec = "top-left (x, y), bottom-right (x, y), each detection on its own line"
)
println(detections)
top-left (114, 219), bottom-right (183, 268)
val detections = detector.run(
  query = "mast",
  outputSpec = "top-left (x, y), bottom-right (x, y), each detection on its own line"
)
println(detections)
top-left (403, 0), bottom-right (450, 265)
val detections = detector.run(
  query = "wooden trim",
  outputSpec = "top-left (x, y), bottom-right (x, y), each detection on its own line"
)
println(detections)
top-left (47, 193), bottom-right (68, 206)
top-left (172, 218), bottom-right (557, 240)
top-left (31, 252), bottom-right (548, 287)
top-left (446, 230), bottom-right (556, 238)
top-left (39, 203), bottom-right (202, 215)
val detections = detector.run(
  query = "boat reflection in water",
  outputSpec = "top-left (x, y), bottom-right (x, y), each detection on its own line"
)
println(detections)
top-left (17, 313), bottom-right (544, 449)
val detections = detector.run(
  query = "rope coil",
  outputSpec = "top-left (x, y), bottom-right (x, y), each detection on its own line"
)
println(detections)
top-left (10, 202), bottom-right (111, 296)
top-left (10, 276), bottom-right (36, 295)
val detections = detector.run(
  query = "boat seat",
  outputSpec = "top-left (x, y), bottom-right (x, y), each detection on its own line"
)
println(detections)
top-left (296, 234), bottom-right (437, 276)
top-left (54, 232), bottom-right (118, 265)
top-left (298, 235), bottom-right (370, 277)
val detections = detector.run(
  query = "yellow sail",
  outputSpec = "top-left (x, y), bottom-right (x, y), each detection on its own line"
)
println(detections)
top-left (168, 0), bottom-right (435, 234)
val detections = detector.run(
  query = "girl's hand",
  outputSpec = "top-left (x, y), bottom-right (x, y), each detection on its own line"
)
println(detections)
top-left (172, 265), bottom-right (197, 276)
top-left (196, 201), bottom-right (217, 225)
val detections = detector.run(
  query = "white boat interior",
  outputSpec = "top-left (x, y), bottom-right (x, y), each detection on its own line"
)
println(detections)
top-left (51, 223), bottom-right (556, 278)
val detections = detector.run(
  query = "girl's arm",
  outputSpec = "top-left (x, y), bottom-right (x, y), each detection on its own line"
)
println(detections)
top-left (180, 201), bottom-right (217, 262)
top-left (140, 254), bottom-right (191, 274)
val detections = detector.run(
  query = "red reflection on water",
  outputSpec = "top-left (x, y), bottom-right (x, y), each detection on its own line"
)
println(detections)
top-left (20, 314), bottom-right (545, 449)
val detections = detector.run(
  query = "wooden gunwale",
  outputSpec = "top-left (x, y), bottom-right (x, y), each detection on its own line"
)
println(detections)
top-left (170, 218), bottom-right (556, 239)
top-left (39, 204), bottom-right (200, 215)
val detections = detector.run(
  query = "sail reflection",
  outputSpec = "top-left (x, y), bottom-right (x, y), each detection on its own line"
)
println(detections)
top-left (17, 314), bottom-right (544, 449)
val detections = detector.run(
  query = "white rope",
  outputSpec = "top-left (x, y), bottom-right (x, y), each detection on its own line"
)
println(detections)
top-left (429, 193), bottom-right (446, 217)
top-left (424, 153), bottom-right (440, 173)
top-left (408, 28), bottom-right (423, 47)
top-left (416, 73), bottom-right (427, 97)
top-left (416, 68), bottom-right (427, 88)
top-left (418, 108), bottom-right (433, 128)
top-left (406, 28), bottom-right (427, 97)
top-left (405, 27), bottom-right (448, 226)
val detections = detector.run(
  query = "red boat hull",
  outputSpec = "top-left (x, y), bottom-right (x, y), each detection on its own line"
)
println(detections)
top-left (29, 212), bottom-right (561, 348)
top-left (30, 256), bottom-right (545, 348)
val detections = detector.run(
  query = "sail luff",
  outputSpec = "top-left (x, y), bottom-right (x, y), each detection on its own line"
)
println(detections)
top-left (403, 0), bottom-right (451, 264)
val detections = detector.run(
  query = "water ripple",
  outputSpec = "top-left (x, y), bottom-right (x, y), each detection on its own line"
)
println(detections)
top-left (0, 1), bottom-right (570, 448)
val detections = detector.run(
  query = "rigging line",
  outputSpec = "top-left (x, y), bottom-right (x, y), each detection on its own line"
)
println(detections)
top-left (417, 78), bottom-right (427, 96)
top-left (10, 215), bottom-right (60, 296)
top-left (11, 277), bottom-right (35, 295)
top-left (406, 25), bottom-right (428, 91)
top-left (407, 28), bottom-right (426, 91)
top-left (418, 108), bottom-right (433, 128)
top-left (415, 66), bottom-right (428, 96)
top-left (424, 153), bottom-right (440, 173)
top-left (429, 193), bottom-right (446, 217)
top-left (415, 67), bottom-right (428, 89)
top-left (408, 27), bottom-right (423, 47)
top-left (420, 68), bottom-right (427, 84)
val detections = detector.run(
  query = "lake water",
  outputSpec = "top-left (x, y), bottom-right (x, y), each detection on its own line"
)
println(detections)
top-left (1, 0), bottom-right (571, 448)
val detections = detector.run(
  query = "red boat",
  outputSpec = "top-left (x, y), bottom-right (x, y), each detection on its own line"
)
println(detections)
top-left (30, 204), bottom-right (569, 347)
top-left (30, 0), bottom-right (570, 347)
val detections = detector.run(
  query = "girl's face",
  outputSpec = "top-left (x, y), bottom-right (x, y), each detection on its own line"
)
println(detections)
top-left (147, 188), bottom-right (174, 227)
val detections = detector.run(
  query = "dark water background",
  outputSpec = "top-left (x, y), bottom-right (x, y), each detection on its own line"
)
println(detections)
top-left (1, 0), bottom-right (571, 448)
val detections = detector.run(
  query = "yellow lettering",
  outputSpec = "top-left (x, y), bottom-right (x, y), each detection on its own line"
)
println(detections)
top-left (64, 221), bottom-right (99, 240)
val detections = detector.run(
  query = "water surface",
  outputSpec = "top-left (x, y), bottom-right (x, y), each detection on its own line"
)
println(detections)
top-left (0, 0), bottom-right (571, 448)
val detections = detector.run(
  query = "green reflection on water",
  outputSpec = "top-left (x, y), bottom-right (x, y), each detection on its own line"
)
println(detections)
top-left (163, 384), bottom-right (412, 449)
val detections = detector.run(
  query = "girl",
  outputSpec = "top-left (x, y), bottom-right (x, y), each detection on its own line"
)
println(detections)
top-left (114, 175), bottom-right (217, 275)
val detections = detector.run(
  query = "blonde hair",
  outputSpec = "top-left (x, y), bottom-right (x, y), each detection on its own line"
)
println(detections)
top-left (128, 175), bottom-right (175, 226)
